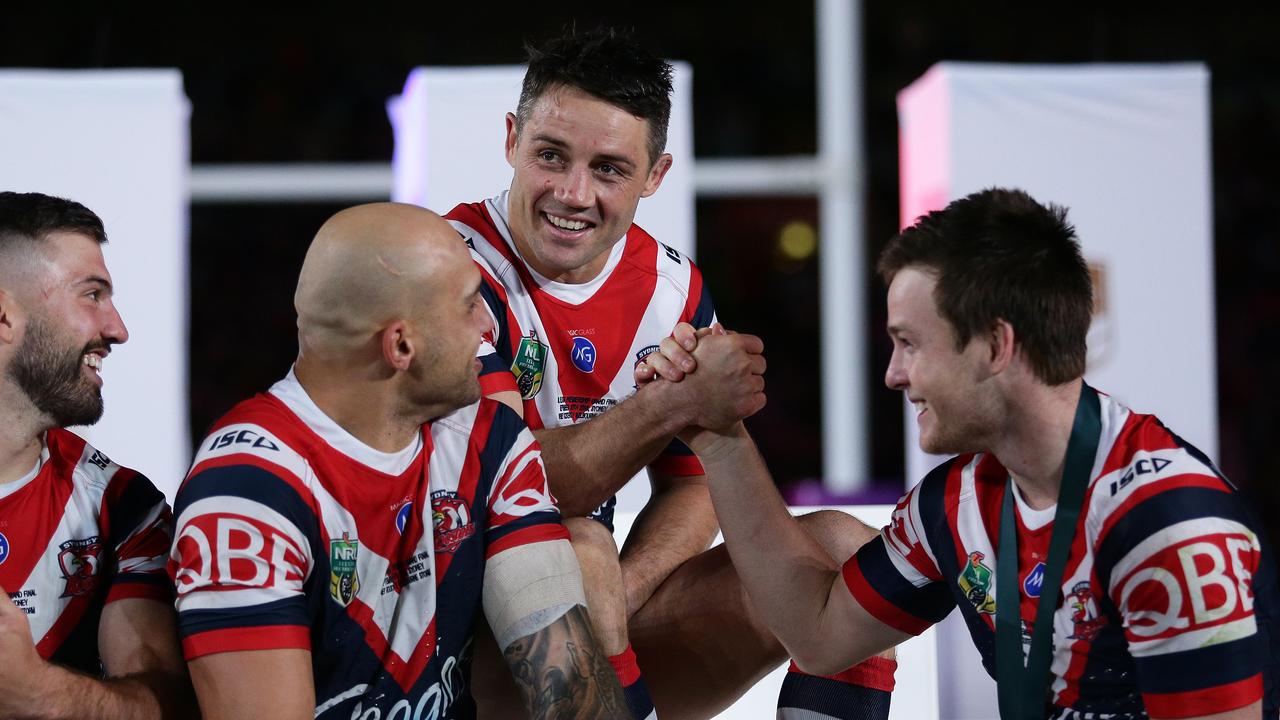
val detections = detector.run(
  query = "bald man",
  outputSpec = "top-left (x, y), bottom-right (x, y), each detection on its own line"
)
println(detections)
top-left (0, 192), bottom-right (191, 719)
top-left (169, 203), bottom-right (628, 719)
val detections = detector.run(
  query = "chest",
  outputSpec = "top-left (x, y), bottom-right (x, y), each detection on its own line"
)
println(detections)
top-left (0, 477), bottom-right (109, 645)
top-left (500, 272), bottom-right (688, 426)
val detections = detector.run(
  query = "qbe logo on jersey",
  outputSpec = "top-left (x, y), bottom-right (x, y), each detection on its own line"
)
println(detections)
top-left (571, 336), bottom-right (596, 373)
top-left (0, 532), bottom-right (8, 565)
top-left (1117, 530), bottom-right (1260, 646)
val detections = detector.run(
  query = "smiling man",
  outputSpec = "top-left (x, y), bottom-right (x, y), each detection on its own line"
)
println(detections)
top-left (646, 188), bottom-right (1278, 720)
top-left (0, 191), bottom-right (191, 719)
top-left (446, 27), bottom-right (895, 720)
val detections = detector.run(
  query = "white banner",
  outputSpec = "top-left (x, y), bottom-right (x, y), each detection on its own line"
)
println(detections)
top-left (897, 62), bottom-right (1215, 719)
top-left (0, 70), bottom-right (190, 501)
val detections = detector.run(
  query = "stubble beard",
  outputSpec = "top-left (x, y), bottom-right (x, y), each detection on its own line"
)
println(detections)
top-left (8, 317), bottom-right (105, 428)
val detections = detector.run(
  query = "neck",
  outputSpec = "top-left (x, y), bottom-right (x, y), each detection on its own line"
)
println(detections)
top-left (0, 384), bottom-right (51, 485)
top-left (992, 378), bottom-right (1084, 511)
top-left (293, 359), bottom-right (423, 454)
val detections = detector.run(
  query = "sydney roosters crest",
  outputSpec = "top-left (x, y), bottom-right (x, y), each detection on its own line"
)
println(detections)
top-left (431, 490), bottom-right (474, 554)
top-left (58, 537), bottom-right (103, 598)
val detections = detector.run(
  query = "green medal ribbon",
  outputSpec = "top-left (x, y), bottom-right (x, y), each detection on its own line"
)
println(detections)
top-left (995, 383), bottom-right (1100, 719)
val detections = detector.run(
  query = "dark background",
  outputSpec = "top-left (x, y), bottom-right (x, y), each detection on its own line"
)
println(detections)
top-left (4, 5), bottom-right (1275, 541)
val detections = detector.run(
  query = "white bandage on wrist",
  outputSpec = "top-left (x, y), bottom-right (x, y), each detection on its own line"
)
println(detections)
top-left (482, 538), bottom-right (588, 650)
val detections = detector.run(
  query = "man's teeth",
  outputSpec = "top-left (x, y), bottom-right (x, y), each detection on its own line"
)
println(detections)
top-left (547, 214), bottom-right (588, 231)
top-left (83, 355), bottom-right (103, 371)
top-left (913, 400), bottom-right (926, 414)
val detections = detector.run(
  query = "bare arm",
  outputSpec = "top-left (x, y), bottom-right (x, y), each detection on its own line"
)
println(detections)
top-left (485, 539), bottom-right (627, 718)
top-left (189, 648), bottom-right (315, 720)
top-left (686, 424), bottom-right (909, 675)
top-left (0, 591), bottom-right (195, 720)
top-left (503, 605), bottom-right (629, 719)
top-left (491, 329), bottom-right (765, 518)
top-left (488, 376), bottom-right (693, 517)
top-left (530, 379), bottom-right (695, 517)
top-left (618, 469), bottom-right (720, 617)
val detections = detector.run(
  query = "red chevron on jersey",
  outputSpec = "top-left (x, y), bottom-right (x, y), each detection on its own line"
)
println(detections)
top-left (845, 388), bottom-right (1277, 718)
top-left (170, 370), bottom-right (567, 717)
top-left (0, 428), bottom-right (172, 674)
top-left (447, 191), bottom-right (713, 485)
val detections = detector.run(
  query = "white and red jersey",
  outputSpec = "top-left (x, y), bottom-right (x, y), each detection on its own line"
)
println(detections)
top-left (169, 371), bottom-right (568, 719)
top-left (845, 388), bottom-right (1278, 719)
top-left (446, 192), bottom-right (715, 527)
top-left (0, 428), bottom-right (172, 674)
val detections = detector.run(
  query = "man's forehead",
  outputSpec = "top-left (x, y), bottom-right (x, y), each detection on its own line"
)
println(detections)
top-left (524, 87), bottom-right (649, 151)
top-left (886, 267), bottom-right (945, 327)
top-left (39, 230), bottom-right (112, 279)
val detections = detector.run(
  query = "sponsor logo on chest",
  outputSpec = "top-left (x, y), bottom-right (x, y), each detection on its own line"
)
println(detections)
top-left (570, 336), bottom-right (597, 373)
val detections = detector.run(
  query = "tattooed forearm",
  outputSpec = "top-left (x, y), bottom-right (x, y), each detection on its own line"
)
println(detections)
top-left (503, 605), bottom-right (629, 719)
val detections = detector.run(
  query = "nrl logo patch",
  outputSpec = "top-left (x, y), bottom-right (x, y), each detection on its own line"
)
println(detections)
top-left (511, 333), bottom-right (548, 400)
top-left (58, 536), bottom-right (102, 597)
top-left (329, 533), bottom-right (360, 607)
top-left (958, 551), bottom-right (997, 614)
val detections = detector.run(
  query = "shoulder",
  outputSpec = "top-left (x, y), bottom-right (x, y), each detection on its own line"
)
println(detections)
top-left (46, 429), bottom-right (158, 506)
top-left (431, 398), bottom-right (529, 456)
top-left (625, 222), bottom-right (703, 288)
top-left (178, 396), bottom-right (317, 520)
top-left (1088, 407), bottom-right (1238, 536)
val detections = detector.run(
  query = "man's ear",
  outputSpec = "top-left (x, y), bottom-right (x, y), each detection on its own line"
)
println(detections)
top-left (381, 320), bottom-right (414, 372)
top-left (505, 113), bottom-right (520, 169)
top-left (988, 318), bottom-right (1016, 374)
top-left (640, 153), bottom-right (673, 199)
top-left (0, 289), bottom-right (22, 345)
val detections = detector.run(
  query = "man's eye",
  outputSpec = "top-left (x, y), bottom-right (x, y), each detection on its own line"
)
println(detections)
top-left (538, 150), bottom-right (559, 162)
top-left (598, 164), bottom-right (618, 176)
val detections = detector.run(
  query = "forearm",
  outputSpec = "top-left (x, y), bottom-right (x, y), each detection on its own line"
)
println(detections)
top-left (618, 479), bottom-right (719, 616)
top-left (692, 427), bottom-right (846, 657)
top-left (9, 663), bottom-right (181, 720)
top-left (504, 605), bottom-right (629, 718)
top-left (535, 382), bottom-right (691, 516)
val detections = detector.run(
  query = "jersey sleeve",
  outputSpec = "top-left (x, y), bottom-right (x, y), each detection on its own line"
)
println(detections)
top-left (842, 479), bottom-right (954, 636)
top-left (470, 251), bottom-right (520, 397)
top-left (480, 402), bottom-right (570, 558)
top-left (168, 427), bottom-right (319, 661)
top-left (100, 469), bottom-right (174, 604)
top-left (1094, 467), bottom-right (1267, 717)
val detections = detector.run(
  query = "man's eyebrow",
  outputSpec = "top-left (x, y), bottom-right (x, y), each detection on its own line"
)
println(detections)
top-left (530, 134), bottom-right (637, 169)
top-left (77, 275), bottom-right (114, 292)
top-left (530, 133), bottom-right (568, 148)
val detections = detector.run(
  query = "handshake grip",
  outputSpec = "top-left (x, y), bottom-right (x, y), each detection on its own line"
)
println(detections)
top-left (636, 322), bottom-right (768, 437)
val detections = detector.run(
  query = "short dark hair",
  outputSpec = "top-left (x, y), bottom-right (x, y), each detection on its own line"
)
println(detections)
top-left (0, 192), bottom-right (108, 252)
top-left (516, 27), bottom-right (674, 166)
top-left (877, 188), bottom-right (1092, 385)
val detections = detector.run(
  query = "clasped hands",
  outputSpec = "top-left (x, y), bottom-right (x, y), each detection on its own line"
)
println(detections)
top-left (633, 322), bottom-right (766, 453)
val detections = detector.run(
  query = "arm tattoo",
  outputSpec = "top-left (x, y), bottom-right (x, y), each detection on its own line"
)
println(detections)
top-left (503, 605), bottom-right (630, 719)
